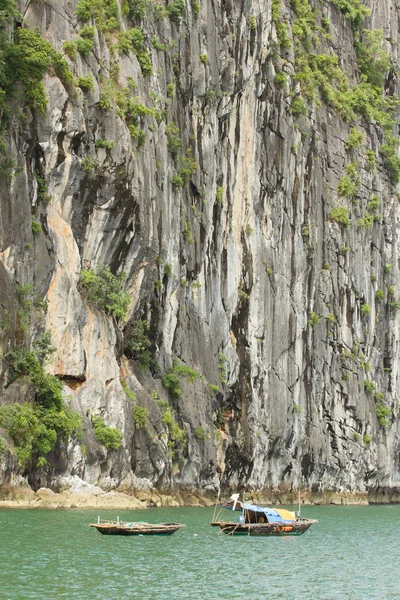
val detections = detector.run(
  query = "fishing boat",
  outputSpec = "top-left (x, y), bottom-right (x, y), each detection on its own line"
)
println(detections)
top-left (211, 494), bottom-right (318, 536)
top-left (89, 517), bottom-right (185, 536)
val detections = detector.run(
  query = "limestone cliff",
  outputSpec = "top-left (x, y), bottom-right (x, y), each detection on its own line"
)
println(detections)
top-left (1, 0), bottom-right (400, 505)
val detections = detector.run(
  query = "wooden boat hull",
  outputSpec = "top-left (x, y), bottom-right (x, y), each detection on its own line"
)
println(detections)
top-left (89, 522), bottom-right (185, 536)
top-left (213, 520), bottom-right (317, 536)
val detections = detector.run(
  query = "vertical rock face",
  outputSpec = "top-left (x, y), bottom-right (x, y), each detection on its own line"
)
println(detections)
top-left (1, 0), bottom-right (400, 502)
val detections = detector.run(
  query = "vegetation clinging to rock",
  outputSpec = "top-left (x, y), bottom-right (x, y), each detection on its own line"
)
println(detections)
top-left (79, 266), bottom-right (130, 320)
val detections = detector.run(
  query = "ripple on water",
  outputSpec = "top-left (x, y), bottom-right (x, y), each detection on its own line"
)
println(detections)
top-left (0, 505), bottom-right (399, 600)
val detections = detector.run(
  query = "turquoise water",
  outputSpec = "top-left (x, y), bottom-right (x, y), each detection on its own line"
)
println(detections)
top-left (0, 504), bottom-right (399, 599)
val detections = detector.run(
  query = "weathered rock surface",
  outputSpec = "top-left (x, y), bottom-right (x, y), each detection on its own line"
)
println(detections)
top-left (1, 0), bottom-right (400, 505)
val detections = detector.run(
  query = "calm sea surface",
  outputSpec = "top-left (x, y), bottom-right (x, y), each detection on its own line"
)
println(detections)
top-left (0, 504), bottom-right (399, 599)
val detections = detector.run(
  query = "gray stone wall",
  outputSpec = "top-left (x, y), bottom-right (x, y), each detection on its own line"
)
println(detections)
top-left (1, 0), bottom-right (400, 502)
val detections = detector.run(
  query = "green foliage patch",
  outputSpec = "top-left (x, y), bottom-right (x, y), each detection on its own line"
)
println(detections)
top-left (329, 207), bottom-right (350, 229)
top-left (124, 319), bottom-right (152, 369)
top-left (166, 0), bottom-right (185, 25)
top-left (119, 27), bottom-right (153, 75)
top-left (133, 405), bottom-right (148, 429)
top-left (0, 332), bottom-right (82, 466)
top-left (76, 0), bottom-right (120, 32)
top-left (193, 426), bottom-right (206, 441)
top-left (91, 415), bottom-right (122, 449)
top-left (331, 0), bottom-right (371, 28)
top-left (1, 25), bottom-right (75, 115)
top-left (162, 361), bottom-right (201, 398)
top-left (79, 265), bottom-right (130, 320)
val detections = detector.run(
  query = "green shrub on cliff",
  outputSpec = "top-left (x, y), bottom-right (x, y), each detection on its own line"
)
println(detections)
top-left (160, 406), bottom-right (187, 458)
top-left (0, 403), bottom-right (81, 467)
top-left (124, 319), bottom-right (152, 369)
top-left (162, 361), bottom-right (201, 398)
top-left (79, 265), bottom-right (130, 320)
top-left (328, 207), bottom-right (350, 229)
top-left (331, 0), bottom-right (371, 27)
top-left (0, 333), bottom-right (82, 467)
top-left (76, 0), bottom-right (120, 32)
top-left (355, 29), bottom-right (390, 88)
top-left (1, 26), bottom-right (75, 114)
top-left (166, 0), bottom-right (185, 24)
top-left (118, 27), bottom-right (153, 75)
top-left (91, 415), bottom-right (122, 449)
top-left (133, 405), bottom-right (148, 429)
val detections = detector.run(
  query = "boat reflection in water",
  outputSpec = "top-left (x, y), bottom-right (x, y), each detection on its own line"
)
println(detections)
top-left (211, 494), bottom-right (318, 536)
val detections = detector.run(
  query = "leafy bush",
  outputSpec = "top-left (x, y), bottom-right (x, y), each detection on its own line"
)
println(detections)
top-left (337, 162), bottom-right (360, 199)
top-left (122, 381), bottom-right (136, 402)
top-left (79, 265), bottom-right (130, 320)
top-left (331, 0), bottom-right (371, 27)
top-left (361, 303), bottom-right (371, 316)
top-left (92, 416), bottom-right (122, 449)
top-left (367, 195), bottom-right (380, 211)
top-left (31, 219), bottom-right (42, 234)
top-left (126, 0), bottom-right (149, 20)
top-left (164, 263), bottom-right (172, 277)
top-left (162, 371), bottom-right (182, 398)
top-left (81, 156), bottom-right (97, 173)
top-left (308, 311), bottom-right (321, 328)
top-left (357, 214), bottom-right (374, 229)
top-left (95, 138), bottom-right (114, 149)
top-left (119, 27), bottom-right (153, 75)
top-left (2, 27), bottom-right (74, 114)
top-left (329, 207), bottom-right (350, 229)
top-left (124, 319), bottom-right (152, 369)
top-left (274, 72), bottom-right (287, 87)
top-left (166, 0), bottom-right (185, 24)
top-left (364, 380), bottom-right (376, 394)
top-left (0, 333), bottom-right (82, 466)
top-left (380, 134), bottom-right (400, 184)
top-left (133, 405), bottom-right (148, 429)
top-left (215, 186), bottom-right (224, 204)
top-left (166, 122), bottom-right (181, 159)
top-left (79, 25), bottom-right (96, 39)
top-left (78, 75), bottom-right (94, 93)
top-left (218, 353), bottom-right (227, 385)
top-left (375, 402), bottom-right (390, 427)
top-left (192, 1), bottom-right (201, 18)
top-left (0, 404), bottom-right (49, 466)
top-left (365, 150), bottom-right (376, 172)
top-left (172, 174), bottom-right (184, 189)
top-left (355, 29), bottom-right (390, 88)
top-left (160, 407), bottom-right (186, 457)
top-left (6, 334), bottom-right (63, 410)
top-left (346, 127), bottom-right (364, 150)
top-left (75, 38), bottom-right (94, 57)
top-left (76, 0), bottom-right (120, 32)
top-left (193, 426), bottom-right (206, 441)
top-left (290, 97), bottom-right (307, 117)
top-left (162, 361), bottom-right (201, 398)
top-left (63, 41), bottom-right (77, 60)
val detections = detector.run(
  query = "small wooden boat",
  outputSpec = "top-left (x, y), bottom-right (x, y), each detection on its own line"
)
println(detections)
top-left (89, 517), bottom-right (185, 536)
top-left (211, 494), bottom-right (318, 537)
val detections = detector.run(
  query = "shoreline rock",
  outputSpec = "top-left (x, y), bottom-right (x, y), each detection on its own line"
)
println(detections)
top-left (1, 480), bottom-right (399, 508)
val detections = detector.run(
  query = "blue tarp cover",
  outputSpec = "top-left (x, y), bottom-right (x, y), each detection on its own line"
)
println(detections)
top-left (225, 502), bottom-right (296, 523)
top-left (243, 504), bottom-right (285, 523)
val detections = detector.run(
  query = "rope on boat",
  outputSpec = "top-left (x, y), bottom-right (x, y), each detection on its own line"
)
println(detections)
top-left (212, 487), bottom-right (221, 522)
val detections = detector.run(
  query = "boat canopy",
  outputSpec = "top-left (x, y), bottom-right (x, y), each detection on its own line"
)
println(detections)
top-left (241, 504), bottom-right (296, 523)
top-left (223, 496), bottom-right (296, 523)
